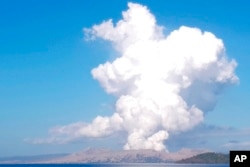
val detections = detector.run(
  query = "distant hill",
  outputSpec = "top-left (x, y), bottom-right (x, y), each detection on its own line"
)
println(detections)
top-left (1, 149), bottom-right (230, 164)
top-left (0, 153), bottom-right (69, 164)
top-left (0, 148), bottom-right (208, 164)
top-left (177, 152), bottom-right (229, 164)
top-left (37, 148), bottom-right (208, 163)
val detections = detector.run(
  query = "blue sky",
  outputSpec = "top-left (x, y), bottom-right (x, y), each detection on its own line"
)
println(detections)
top-left (0, 0), bottom-right (250, 156)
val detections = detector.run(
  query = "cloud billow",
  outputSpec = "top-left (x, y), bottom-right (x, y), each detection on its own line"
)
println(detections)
top-left (36, 2), bottom-right (238, 151)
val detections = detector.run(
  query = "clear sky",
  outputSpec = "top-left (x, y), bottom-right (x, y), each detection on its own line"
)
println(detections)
top-left (0, 0), bottom-right (250, 157)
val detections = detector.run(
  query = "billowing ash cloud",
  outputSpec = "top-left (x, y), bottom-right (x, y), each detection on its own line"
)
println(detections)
top-left (36, 2), bottom-right (238, 151)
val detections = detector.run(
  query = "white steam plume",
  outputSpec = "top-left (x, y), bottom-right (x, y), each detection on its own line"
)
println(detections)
top-left (41, 2), bottom-right (238, 151)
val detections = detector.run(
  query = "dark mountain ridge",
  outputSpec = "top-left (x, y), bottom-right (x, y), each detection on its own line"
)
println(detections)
top-left (177, 152), bottom-right (229, 164)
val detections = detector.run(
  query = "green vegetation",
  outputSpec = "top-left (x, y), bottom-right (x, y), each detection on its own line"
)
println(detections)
top-left (177, 152), bottom-right (229, 164)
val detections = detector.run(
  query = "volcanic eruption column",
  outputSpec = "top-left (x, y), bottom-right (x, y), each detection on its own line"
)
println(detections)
top-left (79, 3), bottom-right (238, 151)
